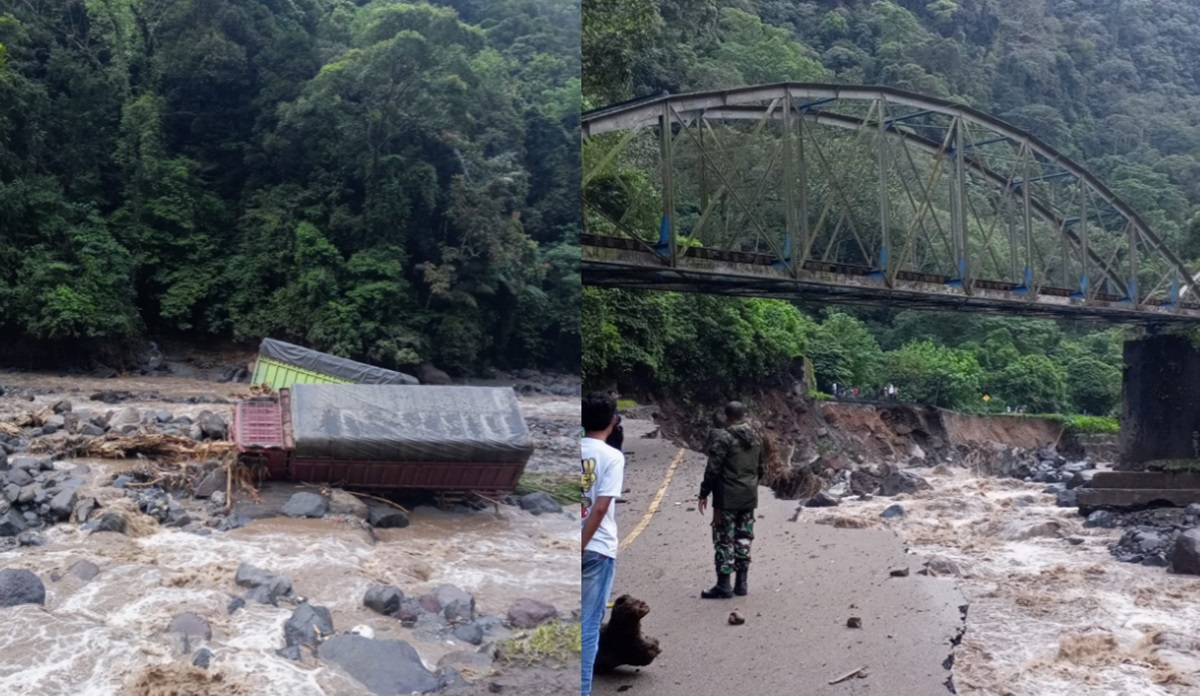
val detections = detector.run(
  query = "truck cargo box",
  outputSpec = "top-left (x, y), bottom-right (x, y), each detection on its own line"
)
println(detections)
top-left (251, 338), bottom-right (418, 390)
top-left (232, 384), bottom-right (533, 492)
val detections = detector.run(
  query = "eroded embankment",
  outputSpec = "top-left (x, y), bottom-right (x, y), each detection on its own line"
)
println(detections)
top-left (642, 391), bottom-right (1199, 695)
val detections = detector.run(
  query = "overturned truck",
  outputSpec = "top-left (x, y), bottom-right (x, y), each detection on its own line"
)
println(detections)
top-left (251, 338), bottom-right (419, 389)
top-left (232, 384), bottom-right (534, 493)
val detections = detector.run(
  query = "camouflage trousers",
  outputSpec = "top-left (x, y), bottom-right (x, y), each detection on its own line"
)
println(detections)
top-left (711, 509), bottom-right (755, 575)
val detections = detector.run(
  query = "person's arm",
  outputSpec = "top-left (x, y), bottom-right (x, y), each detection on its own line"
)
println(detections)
top-left (583, 451), bottom-right (624, 551)
top-left (582, 497), bottom-right (612, 551)
top-left (699, 437), bottom-right (724, 501)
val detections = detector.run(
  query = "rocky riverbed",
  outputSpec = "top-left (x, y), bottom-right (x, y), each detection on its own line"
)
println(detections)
top-left (0, 370), bottom-right (581, 696)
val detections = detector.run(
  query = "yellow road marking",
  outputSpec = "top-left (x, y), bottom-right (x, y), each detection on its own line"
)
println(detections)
top-left (619, 448), bottom-right (685, 551)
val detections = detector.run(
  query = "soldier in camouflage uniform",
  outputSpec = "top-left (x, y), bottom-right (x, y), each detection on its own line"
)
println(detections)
top-left (697, 401), bottom-right (763, 599)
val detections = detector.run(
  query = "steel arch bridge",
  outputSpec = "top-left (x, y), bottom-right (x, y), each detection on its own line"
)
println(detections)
top-left (581, 83), bottom-right (1200, 324)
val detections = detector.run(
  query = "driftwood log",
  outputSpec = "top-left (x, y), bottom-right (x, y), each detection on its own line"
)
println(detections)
top-left (595, 595), bottom-right (662, 672)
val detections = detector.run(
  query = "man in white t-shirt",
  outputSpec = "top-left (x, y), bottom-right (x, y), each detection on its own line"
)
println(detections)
top-left (581, 391), bottom-right (624, 696)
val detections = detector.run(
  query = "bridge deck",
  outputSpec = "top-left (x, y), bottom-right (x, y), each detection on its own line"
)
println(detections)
top-left (582, 235), bottom-right (1200, 324)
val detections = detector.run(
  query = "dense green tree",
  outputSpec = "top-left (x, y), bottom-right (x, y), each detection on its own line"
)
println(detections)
top-left (0, 0), bottom-right (579, 373)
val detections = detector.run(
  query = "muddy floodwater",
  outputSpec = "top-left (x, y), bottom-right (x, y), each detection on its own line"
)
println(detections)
top-left (0, 371), bottom-right (581, 695)
top-left (811, 468), bottom-right (1200, 695)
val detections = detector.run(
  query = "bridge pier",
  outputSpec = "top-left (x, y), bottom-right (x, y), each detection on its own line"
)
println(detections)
top-left (1118, 333), bottom-right (1200, 471)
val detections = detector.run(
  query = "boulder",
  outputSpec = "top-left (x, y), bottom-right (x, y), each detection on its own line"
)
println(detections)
top-left (8, 469), bottom-right (33, 487)
top-left (880, 471), bottom-right (932, 497)
top-left (282, 492), bottom-right (328, 519)
top-left (194, 469), bottom-right (226, 499)
top-left (396, 599), bottom-right (424, 626)
top-left (49, 489), bottom-right (77, 520)
top-left (881, 504), bottom-right (905, 520)
top-left (327, 489), bottom-right (369, 519)
top-left (0, 510), bottom-right (26, 537)
top-left (17, 532), bottom-right (42, 547)
top-left (518, 492), bottom-right (562, 516)
top-left (41, 415), bottom-right (65, 435)
top-left (434, 585), bottom-right (476, 623)
top-left (196, 411), bottom-right (227, 440)
top-left (0, 569), bottom-right (45, 606)
top-left (1055, 488), bottom-right (1078, 508)
top-left (1084, 510), bottom-right (1118, 529)
top-left (79, 423), bottom-right (105, 437)
top-left (234, 563), bottom-right (292, 605)
top-left (284, 602), bottom-right (334, 648)
top-left (108, 407), bottom-right (141, 431)
top-left (50, 400), bottom-right (72, 414)
top-left (452, 622), bottom-right (484, 645)
top-left (89, 512), bottom-right (126, 534)
top-left (417, 364), bottom-right (453, 386)
top-left (368, 505), bottom-right (409, 529)
top-left (364, 585), bottom-right (404, 616)
top-left (507, 598), bottom-right (558, 629)
top-left (1172, 529), bottom-right (1200, 575)
top-left (192, 648), bottom-right (213, 669)
top-left (317, 635), bottom-right (440, 696)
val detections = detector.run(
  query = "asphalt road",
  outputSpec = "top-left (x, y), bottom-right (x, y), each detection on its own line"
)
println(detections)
top-left (593, 419), bottom-right (965, 696)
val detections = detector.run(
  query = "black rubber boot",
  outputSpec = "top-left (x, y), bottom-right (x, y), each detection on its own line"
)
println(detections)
top-left (734, 569), bottom-right (748, 596)
top-left (700, 573), bottom-right (733, 599)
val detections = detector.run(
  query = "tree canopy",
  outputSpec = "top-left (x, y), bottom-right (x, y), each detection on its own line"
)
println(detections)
top-left (0, 0), bottom-right (579, 374)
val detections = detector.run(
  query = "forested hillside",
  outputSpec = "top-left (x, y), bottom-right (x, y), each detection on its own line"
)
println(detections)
top-left (582, 0), bottom-right (1191, 414)
top-left (0, 0), bottom-right (580, 374)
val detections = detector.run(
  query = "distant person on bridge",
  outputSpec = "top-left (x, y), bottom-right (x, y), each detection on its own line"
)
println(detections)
top-left (581, 391), bottom-right (625, 696)
top-left (697, 401), bottom-right (764, 599)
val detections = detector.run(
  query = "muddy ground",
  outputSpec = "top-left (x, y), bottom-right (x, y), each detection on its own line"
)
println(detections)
top-left (628, 390), bottom-right (1196, 695)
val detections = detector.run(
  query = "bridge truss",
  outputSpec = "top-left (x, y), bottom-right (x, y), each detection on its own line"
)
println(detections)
top-left (582, 83), bottom-right (1200, 323)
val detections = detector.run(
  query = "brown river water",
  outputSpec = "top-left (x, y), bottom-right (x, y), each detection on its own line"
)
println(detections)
top-left (0, 372), bottom-right (581, 695)
top-left (811, 467), bottom-right (1200, 695)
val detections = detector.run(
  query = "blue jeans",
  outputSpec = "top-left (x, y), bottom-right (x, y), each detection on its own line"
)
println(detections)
top-left (581, 550), bottom-right (616, 696)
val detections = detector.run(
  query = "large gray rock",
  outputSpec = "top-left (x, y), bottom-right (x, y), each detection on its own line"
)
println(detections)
top-left (518, 492), bottom-right (562, 516)
top-left (234, 563), bottom-right (292, 605)
top-left (417, 364), bottom-right (453, 386)
top-left (506, 598), bottom-right (558, 628)
top-left (194, 469), bottom-right (226, 499)
top-left (879, 471), bottom-right (932, 497)
top-left (8, 469), bottom-right (33, 487)
top-left (434, 585), bottom-right (475, 623)
top-left (196, 411), bottom-right (227, 440)
top-left (317, 635), bottom-right (440, 695)
top-left (0, 569), bottom-right (45, 606)
top-left (0, 510), bottom-right (26, 537)
top-left (284, 602), bottom-right (334, 648)
top-left (42, 415), bottom-right (65, 435)
top-left (327, 489), bottom-right (369, 519)
top-left (364, 585), bottom-right (404, 615)
top-left (282, 492), bottom-right (328, 519)
top-left (89, 512), bottom-right (126, 534)
top-left (49, 489), bottom-right (77, 520)
top-left (10, 456), bottom-right (50, 472)
top-left (108, 407), bottom-right (141, 430)
top-left (452, 622), bottom-right (484, 645)
top-left (367, 505), bottom-right (409, 529)
top-left (1171, 528), bottom-right (1200, 575)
